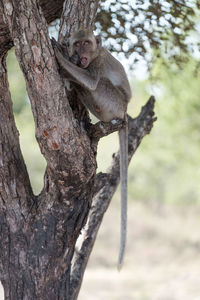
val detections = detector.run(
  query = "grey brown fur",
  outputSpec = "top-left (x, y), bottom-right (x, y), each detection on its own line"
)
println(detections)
top-left (53, 29), bottom-right (131, 268)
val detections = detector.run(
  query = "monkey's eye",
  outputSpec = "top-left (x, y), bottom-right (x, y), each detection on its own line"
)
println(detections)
top-left (74, 42), bottom-right (80, 48)
top-left (84, 40), bottom-right (90, 46)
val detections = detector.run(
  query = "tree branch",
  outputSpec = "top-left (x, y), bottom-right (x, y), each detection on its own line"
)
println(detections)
top-left (2, 0), bottom-right (96, 207)
top-left (0, 55), bottom-right (33, 217)
top-left (70, 96), bottom-right (157, 299)
top-left (89, 118), bottom-right (125, 140)
top-left (0, 0), bottom-right (64, 56)
top-left (59, 0), bottom-right (99, 43)
top-left (0, 2), bottom-right (98, 296)
top-left (93, 172), bottom-right (110, 196)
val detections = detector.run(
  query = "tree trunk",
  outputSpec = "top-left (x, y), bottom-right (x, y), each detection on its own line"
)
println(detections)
top-left (0, 0), bottom-right (156, 299)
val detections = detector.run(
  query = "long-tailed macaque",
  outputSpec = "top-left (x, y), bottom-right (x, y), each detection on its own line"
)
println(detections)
top-left (53, 29), bottom-right (131, 269)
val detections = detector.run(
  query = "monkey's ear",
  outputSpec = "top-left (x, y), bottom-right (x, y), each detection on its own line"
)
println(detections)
top-left (95, 35), bottom-right (102, 48)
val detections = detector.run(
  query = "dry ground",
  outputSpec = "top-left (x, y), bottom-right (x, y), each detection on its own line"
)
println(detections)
top-left (1, 200), bottom-right (200, 300)
top-left (79, 200), bottom-right (200, 300)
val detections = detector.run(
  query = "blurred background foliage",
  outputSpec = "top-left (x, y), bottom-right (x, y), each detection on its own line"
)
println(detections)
top-left (6, 0), bottom-right (200, 205)
top-left (97, 0), bottom-right (200, 69)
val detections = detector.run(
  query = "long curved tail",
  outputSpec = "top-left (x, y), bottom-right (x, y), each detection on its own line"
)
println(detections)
top-left (118, 120), bottom-right (128, 270)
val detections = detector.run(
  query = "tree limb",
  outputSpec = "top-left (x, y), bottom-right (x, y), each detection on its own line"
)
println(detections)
top-left (70, 96), bottom-right (157, 299)
top-left (0, 55), bottom-right (33, 217)
top-left (93, 172), bottom-right (110, 196)
top-left (59, 0), bottom-right (99, 43)
top-left (0, 0), bottom-right (64, 56)
top-left (89, 118), bottom-right (125, 140)
top-left (0, 1), bottom-right (98, 297)
top-left (2, 0), bottom-right (97, 210)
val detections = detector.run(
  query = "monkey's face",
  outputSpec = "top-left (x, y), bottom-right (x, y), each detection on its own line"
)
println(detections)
top-left (72, 38), bottom-right (98, 68)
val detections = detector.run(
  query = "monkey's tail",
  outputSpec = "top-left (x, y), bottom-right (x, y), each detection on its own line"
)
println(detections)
top-left (118, 118), bottom-right (128, 271)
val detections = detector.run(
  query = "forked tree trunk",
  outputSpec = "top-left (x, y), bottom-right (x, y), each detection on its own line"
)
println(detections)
top-left (0, 0), bottom-right (156, 299)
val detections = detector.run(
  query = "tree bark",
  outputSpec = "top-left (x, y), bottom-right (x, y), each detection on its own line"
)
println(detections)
top-left (0, 0), bottom-right (65, 56)
top-left (1, 0), bottom-right (96, 298)
top-left (0, 0), bottom-right (156, 299)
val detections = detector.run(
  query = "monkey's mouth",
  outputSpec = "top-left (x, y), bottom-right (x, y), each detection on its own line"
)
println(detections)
top-left (80, 57), bottom-right (88, 67)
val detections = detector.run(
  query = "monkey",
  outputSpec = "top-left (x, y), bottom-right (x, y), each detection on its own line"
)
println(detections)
top-left (53, 29), bottom-right (131, 269)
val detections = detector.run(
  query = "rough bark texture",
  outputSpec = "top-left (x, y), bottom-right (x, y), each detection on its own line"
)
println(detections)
top-left (0, 0), bottom-right (156, 299)
top-left (58, 0), bottom-right (99, 43)
top-left (0, 0), bottom-right (64, 56)
top-left (1, 0), bottom-right (96, 299)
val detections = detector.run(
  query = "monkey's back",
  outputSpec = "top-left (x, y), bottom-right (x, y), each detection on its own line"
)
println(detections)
top-left (75, 48), bottom-right (131, 122)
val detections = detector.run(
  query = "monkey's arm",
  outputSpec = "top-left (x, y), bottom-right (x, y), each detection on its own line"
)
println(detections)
top-left (54, 47), bottom-right (99, 91)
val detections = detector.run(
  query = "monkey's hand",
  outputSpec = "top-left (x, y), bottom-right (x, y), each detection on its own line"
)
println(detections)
top-left (53, 45), bottom-right (74, 82)
top-left (51, 37), bottom-right (72, 62)
top-left (52, 37), bottom-right (80, 66)
top-left (70, 53), bottom-right (80, 66)
top-left (51, 38), bottom-right (63, 54)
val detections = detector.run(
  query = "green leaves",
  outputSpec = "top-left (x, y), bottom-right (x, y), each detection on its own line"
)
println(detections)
top-left (96, 0), bottom-right (199, 68)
